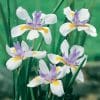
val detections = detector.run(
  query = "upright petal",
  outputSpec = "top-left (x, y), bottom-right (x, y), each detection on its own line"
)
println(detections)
top-left (78, 9), bottom-right (90, 22)
top-left (33, 51), bottom-right (46, 59)
top-left (11, 24), bottom-right (30, 38)
top-left (84, 24), bottom-right (97, 37)
top-left (70, 45), bottom-right (84, 59)
top-left (44, 14), bottom-right (57, 24)
top-left (64, 7), bottom-right (75, 22)
top-left (50, 80), bottom-right (64, 97)
top-left (60, 23), bottom-right (76, 36)
top-left (27, 76), bottom-right (44, 87)
top-left (48, 54), bottom-right (65, 64)
top-left (39, 60), bottom-right (49, 74)
top-left (76, 55), bottom-right (87, 67)
top-left (27, 30), bottom-right (39, 40)
top-left (16, 7), bottom-right (32, 22)
top-left (21, 41), bottom-right (29, 51)
top-left (60, 39), bottom-right (69, 58)
top-left (6, 57), bottom-right (22, 71)
top-left (39, 27), bottom-right (52, 44)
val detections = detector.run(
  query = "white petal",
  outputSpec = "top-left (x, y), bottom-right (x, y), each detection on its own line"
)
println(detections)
top-left (50, 80), bottom-right (64, 97)
top-left (21, 41), bottom-right (29, 51)
top-left (24, 51), bottom-right (33, 59)
top-left (6, 45), bottom-right (16, 57)
top-left (48, 54), bottom-right (65, 64)
top-left (56, 65), bottom-right (70, 79)
top-left (84, 24), bottom-right (97, 37)
top-left (11, 24), bottom-right (29, 38)
top-left (70, 45), bottom-right (84, 58)
top-left (6, 57), bottom-right (22, 71)
top-left (76, 55), bottom-right (87, 67)
top-left (16, 7), bottom-right (32, 22)
top-left (33, 51), bottom-right (46, 59)
top-left (64, 7), bottom-right (75, 22)
top-left (39, 60), bottom-right (49, 74)
top-left (27, 76), bottom-right (44, 87)
top-left (27, 30), bottom-right (39, 40)
top-left (76, 70), bottom-right (84, 82)
top-left (59, 23), bottom-right (76, 36)
top-left (39, 27), bottom-right (52, 44)
top-left (44, 14), bottom-right (57, 24)
top-left (78, 9), bottom-right (90, 22)
top-left (60, 39), bottom-right (69, 58)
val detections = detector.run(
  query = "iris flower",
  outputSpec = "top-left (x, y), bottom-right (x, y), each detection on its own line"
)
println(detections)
top-left (27, 60), bottom-right (70, 97)
top-left (48, 39), bottom-right (87, 82)
top-left (6, 41), bottom-right (46, 71)
top-left (11, 7), bottom-right (57, 44)
top-left (60, 7), bottom-right (97, 37)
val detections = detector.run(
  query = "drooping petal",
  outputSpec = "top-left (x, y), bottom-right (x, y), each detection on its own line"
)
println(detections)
top-left (60, 39), bottom-right (69, 58)
top-left (48, 54), bottom-right (65, 64)
top-left (21, 41), bottom-right (29, 51)
top-left (64, 7), bottom-right (75, 22)
top-left (16, 7), bottom-right (32, 22)
top-left (38, 27), bottom-right (52, 44)
top-left (78, 8), bottom-right (90, 22)
top-left (6, 45), bottom-right (16, 57)
top-left (6, 57), bottom-right (22, 71)
top-left (33, 51), bottom-right (46, 59)
top-left (50, 80), bottom-right (64, 97)
top-left (11, 24), bottom-right (31, 38)
top-left (39, 60), bottom-right (49, 74)
top-left (76, 70), bottom-right (84, 82)
top-left (27, 76), bottom-right (44, 87)
top-left (84, 24), bottom-right (97, 37)
top-left (44, 14), bottom-right (57, 24)
top-left (56, 65), bottom-right (70, 79)
top-left (70, 45), bottom-right (84, 60)
top-left (59, 23), bottom-right (76, 36)
top-left (27, 30), bottom-right (39, 40)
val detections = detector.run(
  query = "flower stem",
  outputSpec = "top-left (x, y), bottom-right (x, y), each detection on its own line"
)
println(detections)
top-left (36, 37), bottom-right (44, 50)
top-left (52, 0), bottom-right (64, 13)
top-left (7, 0), bottom-right (12, 45)
top-left (30, 88), bottom-right (35, 100)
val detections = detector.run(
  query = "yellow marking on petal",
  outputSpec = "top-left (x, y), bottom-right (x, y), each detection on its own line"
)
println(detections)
top-left (56, 56), bottom-right (66, 64)
top-left (11, 48), bottom-right (16, 54)
top-left (20, 25), bottom-right (33, 30)
top-left (69, 23), bottom-right (75, 29)
top-left (56, 67), bottom-right (61, 73)
top-left (12, 56), bottom-right (22, 62)
top-left (52, 80), bottom-right (59, 86)
top-left (35, 76), bottom-right (41, 81)
top-left (38, 27), bottom-right (48, 34)
top-left (70, 12), bottom-right (74, 16)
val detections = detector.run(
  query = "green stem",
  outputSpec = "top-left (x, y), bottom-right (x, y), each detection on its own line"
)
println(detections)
top-left (30, 88), bottom-right (35, 100)
top-left (52, 0), bottom-right (64, 13)
top-left (36, 38), bottom-right (44, 50)
top-left (67, 58), bottom-right (86, 88)
top-left (7, 0), bottom-right (12, 45)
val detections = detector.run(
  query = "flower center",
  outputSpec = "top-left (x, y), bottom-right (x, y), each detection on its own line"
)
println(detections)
top-left (73, 11), bottom-right (88, 26)
top-left (27, 11), bottom-right (44, 29)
